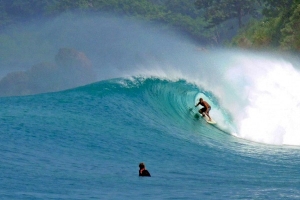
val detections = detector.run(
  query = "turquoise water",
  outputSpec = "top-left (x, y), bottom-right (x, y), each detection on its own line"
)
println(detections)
top-left (1, 77), bottom-right (300, 199)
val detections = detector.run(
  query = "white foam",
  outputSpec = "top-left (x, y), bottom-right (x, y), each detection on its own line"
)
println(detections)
top-left (225, 55), bottom-right (300, 145)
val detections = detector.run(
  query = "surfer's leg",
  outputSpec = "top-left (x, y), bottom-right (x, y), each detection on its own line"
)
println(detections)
top-left (206, 108), bottom-right (212, 121)
top-left (199, 108), bottom-right (206, 117)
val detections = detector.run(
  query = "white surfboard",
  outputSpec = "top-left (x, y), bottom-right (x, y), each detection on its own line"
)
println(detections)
top-left (190, 108), bottom-right (217, 125)
top-left (203, 113), bottom-right (217, 124)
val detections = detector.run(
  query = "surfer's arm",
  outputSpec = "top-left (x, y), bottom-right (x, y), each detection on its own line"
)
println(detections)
top-left (195, 102), bottom-right (200, 107)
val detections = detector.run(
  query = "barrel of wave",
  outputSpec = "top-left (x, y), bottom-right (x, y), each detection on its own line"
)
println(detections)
top-left (194, 93), bottom-right (236, 134)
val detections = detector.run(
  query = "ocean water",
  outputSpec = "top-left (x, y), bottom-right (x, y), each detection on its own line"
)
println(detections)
top-left (1, 77), bottom-right (300, 199)
top-left (1, 14), bottom-right (300, 199)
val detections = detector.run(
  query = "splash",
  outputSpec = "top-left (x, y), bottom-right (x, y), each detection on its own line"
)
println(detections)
top-left (223, 54), bottom-right (300, 145)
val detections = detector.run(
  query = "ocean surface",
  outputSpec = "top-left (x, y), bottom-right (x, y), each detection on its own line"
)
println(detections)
top-left (1, 14), bottom-right (300, 199)
top-left (1, 76), bottom-right (300, 199)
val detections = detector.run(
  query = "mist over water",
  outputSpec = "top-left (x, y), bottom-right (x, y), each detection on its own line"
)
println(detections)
top-left (0, 13), bottom-right (198, 79)
top-left (2, 13), bottom-right (300, 146)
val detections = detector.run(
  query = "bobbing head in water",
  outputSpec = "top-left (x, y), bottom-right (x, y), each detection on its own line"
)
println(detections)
top-left (139, 162), bottom-right (151, 177)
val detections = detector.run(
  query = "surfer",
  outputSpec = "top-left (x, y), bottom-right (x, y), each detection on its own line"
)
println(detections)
top-left (139, 162), bottom-right (151, 177)
top-left (195, 98), bottom-right (212, 121)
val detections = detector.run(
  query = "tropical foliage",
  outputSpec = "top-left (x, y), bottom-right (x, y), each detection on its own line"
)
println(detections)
top-left (0, 0), bottom-right (300, 51)
top-left (194, 0), bottom-right (261, 28)
top-left (0, 0), bottom-right (213, 43)
top-left (231, 0), bottom-right (300, 51)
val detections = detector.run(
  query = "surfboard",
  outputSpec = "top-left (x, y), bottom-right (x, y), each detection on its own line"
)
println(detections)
top-left (203, 113), bottom-right (217, 124)
top-left (190, 108), bottom-right (217, 125)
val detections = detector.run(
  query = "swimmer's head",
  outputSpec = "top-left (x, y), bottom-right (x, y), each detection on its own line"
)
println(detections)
top-left (139, 162), bottom-right (145, 169)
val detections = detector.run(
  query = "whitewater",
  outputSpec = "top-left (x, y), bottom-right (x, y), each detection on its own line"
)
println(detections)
top-left (1, 13), bottom-right (300, 199)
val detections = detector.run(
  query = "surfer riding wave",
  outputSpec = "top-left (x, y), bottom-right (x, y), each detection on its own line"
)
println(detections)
top-left (195, 98), bottom-right (212, 121)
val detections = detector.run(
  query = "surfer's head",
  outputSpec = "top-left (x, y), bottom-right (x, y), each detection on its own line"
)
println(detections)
top-left (199, 98), bottom-right (203, 102)
top-left (139, 162), bottom-right (145, 169)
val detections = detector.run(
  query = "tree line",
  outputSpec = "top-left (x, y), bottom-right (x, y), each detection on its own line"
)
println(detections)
top-left (0, 0), bottom-right (299, 50)
top-left (0, 0), bottom-right (210, 43)
top-left (228, 0), bottom-right (300, 51)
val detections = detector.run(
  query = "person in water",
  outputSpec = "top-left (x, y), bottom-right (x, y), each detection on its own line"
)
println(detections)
top-left (139, 162), bottom-right (151, 177)
top-left (195, 98), bottom-right (212, 121)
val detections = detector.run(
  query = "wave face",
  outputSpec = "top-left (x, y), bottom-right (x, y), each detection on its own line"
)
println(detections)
top-left (122, 51), bottom-right (300, 146)
top-left (1, 78), bottom-right (300, 199)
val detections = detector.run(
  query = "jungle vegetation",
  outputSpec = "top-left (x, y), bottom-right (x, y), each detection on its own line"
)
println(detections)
top-left (0, 0), bottom-right (299, 51)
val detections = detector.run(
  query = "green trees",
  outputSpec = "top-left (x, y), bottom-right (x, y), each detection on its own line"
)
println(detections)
top-left (194, 0), bottom-right (260, 28)
top-left (231, 0), bottom-right (300, 51)
top-left (1, 0), bottom-right (299, 50)
top-left (261, 0), bottom-right (294, 17)
top-left (279, 3), bottom-right (300, 50)
top-left (45, 0), bottom-right (210, 42)
top-left (164, 0), bottom-right (202, 18)
top-left (0, 0), bottom-right (212, 45)
top-left (49, 0), bottom-right (164, 16)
